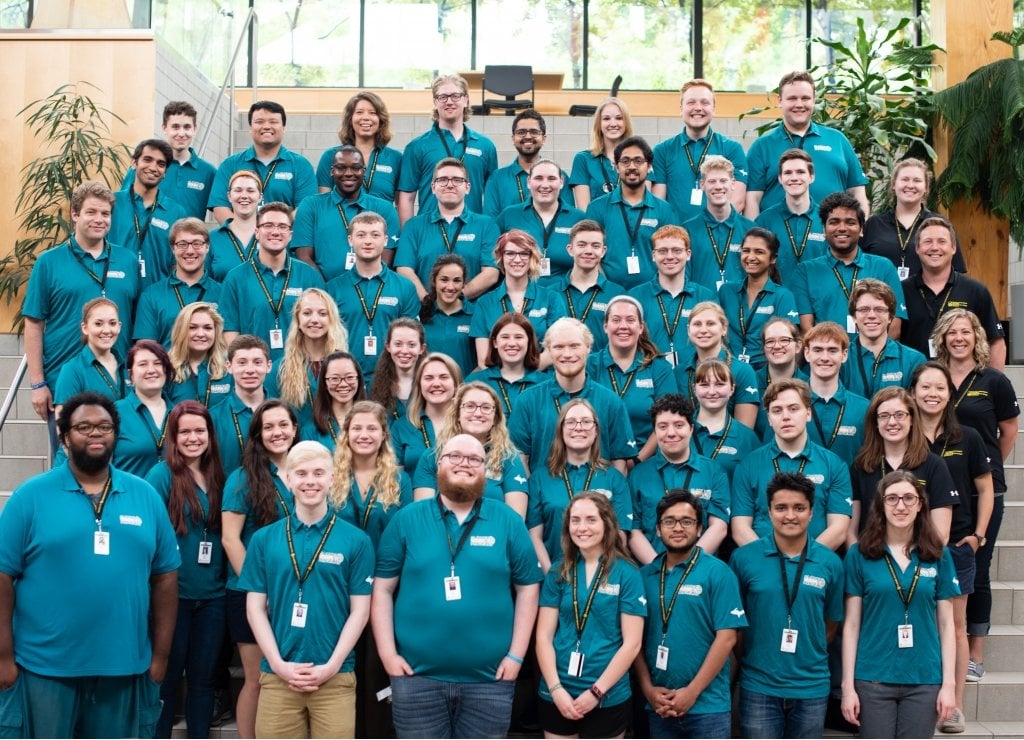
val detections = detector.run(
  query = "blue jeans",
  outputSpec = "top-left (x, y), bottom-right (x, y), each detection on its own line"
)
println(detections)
top-left (968, 494), bottom-right (1003, 635)
top-left (389, 674), bottom-right (515, 738)
top-left (647, 708), bottom-right (731, 739)
top-left (157, 596), bottom-right (226, 738)
top-left (738, 688), bottom-right (827, 739)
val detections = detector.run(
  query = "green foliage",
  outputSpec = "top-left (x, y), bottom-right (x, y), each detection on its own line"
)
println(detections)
top-left (932, 29), bottom-right (1024, 245)
top-left (740, 16), bottom-right (940, 212)
top-left (0, 83), bottom-right (130, 332)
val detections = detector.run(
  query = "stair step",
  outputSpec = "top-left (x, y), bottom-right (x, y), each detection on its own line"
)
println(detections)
top-left (991, 581), bottom-right (1024, 627)
top-left (994, 540), bottom-right (1024, 582)
top-left (964, 671), bottom-right (1024, 723)
top-left (996, 501), bottom-right (1024, 540)
top-left (971, 631), bottom-right (1024, 674)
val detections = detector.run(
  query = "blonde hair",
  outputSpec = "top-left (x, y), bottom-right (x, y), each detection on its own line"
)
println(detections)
top-left (286, 440), bottom-right (334, 472)
top-left (168, 303), bottom-right (227, 384)
top-left (932, 308), bottom-right (991, 369)
top-left (589, 97), bottom-right (633, 155)
top-left (406, 352), bottom-right (463, 424)
top-left (436, 382), bottom-right (517, 479)
top-left (329, 401), bottom-right (403, 511)
top-left (278, 288), bottom-right (349, 408)
top-left (687, 301), bottom-right (731, 358)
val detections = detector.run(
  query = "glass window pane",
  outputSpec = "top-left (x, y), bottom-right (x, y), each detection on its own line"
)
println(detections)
top-left (809, 0), bottom-right (920, 69)
top-left (587, 1), bottom-right (694, 90)
top-left (475, 0), bottom-right (583, 88)
top-left (702, 1), bottom-right (806, 92)
top-left (364, 1), bottom-right (472, 88)
top-left (152, 0), bottom-right (247, 86)
top-left (253, 0), bottom-right (359, 86)
top-left (0, 0), bottom-right (28, 28)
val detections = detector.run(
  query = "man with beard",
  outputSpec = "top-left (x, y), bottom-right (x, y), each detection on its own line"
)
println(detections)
top-left (635, 491), bottom-right (747, 739)
top-left (292, 145), bottom-right (401, 280)
top-left (792, 192), bottom-right (906, 336)
top-left (372, 434), bottom-right (541, 738)
top-left (0, 392), bottom-right (180, 738)
top-left (484, 110), bottom-right (572, 217)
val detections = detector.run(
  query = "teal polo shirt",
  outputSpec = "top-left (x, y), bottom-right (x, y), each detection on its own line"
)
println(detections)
top-left (291, 189), bottom-right (401, 280)
top-left (167, 360), bottom-right (233, 411)
top-left (415, 448), bottom-right (527, 508)
top-left (675, 348), bottom-right (761, 414)
top-left (746, 122), bottom-right (868, 212)
top-left (222, 464), bottom-right (294, 589)
top-left (731, 440), bottom-right (853, 540)
top-left (110, 189), bottom-right (187, 287)
top-left (753, 366), bottom-right (811, 442)
top-left (585, 188), bottom-right (681, 290)
top-left (395, 208), bottom-right (500, 286)
top-left (556, 273), bottom-right (625, 351)
top-left (792, 249), bottom-right (908, 329)
top-left (122, 148), bottom-right (216, 220)
top-left (53, 345), bottom-right (126, 405)
top-left (391, 413), bottom-right (436, 476)
top-left (0, 463), bottom-right (180, 677)
top-left (397, 123), bottom-right (498, 214)
top-left (113, 390), bottom-right (169, 478)
top-left (325, 265), bottom-right (420, 381)
top-left (469, 281), bottom-right (567, 346)
top-left (375, 497), bottom-right (543, 682)
top-left (841, 337), bottom-right (926, 399)
top-left (629, 451), bottom-right (731, 553)
top-left (845, 544), bottom-right (959, 685)
top-left (586, 348), bottom-right (679, 446)
top-left (569, 150), bottom-right (619, 203)
top-left (210, 393), bottom-right (256, 474)
top-left (538, 557), bottom-right (646, 706)
top-left (239, 510), bottom-right (374, 673)
top-left (730, 536), bottom-right (845, 698)
top-left (316, 145), bottom-right (403, 202)
top-left (691, 415), bottom-right (761, 483)
top-left (509, 379), bottom-right (637, 465)
top-left (209, 144), bottom-right (317, 209)
top-left (133, 272), bottom-right (222, 347)
top-left (684, 207), bottom-right (756, 289)
top-left (651, 130), bottom-right (749, 221)
top-left (717, 278), bottom-right (800, 368)
top-left (754, 200), bottom-right (827, 281)
top-left (208, 220), bottom-right (257, 282)
top-left (422, 302), bottom-right (476, 377)
top-left (23, 239), bottom-right (140, 388)
top-left (464, 366), bottom-right (550, 418)
top-left (483, 162), bottom-right (574, 217)
top-left (640, 549), bottom-right (748, 714)
top-left (526, 462), bottom-right (633, 562)
top-left (627, 279), bottom-right (716, 360)
top-left (808, 386), bottom-right (870, 466)
top-left (495, 201), bottom-right (585, 287)
top-left (146, 461), bottom-right (227, 600)
top-left (218, 256), bottom-right (326, 361)
top-left (335, 471), bottom-right (412, 550)
top-left (298, 417), bottom-right (340, 453)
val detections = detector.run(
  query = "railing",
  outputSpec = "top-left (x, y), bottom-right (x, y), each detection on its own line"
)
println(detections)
top-left (198, 7), bottom-right (258, 158)
top-left (0, 355), bottom-right (26, 437)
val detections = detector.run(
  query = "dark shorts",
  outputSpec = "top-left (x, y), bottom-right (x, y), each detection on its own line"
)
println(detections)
top-left (539, 697), bottom-right (630, 738)
top-left (948, 542), bottom-right (976, 595)
top-left (225, 588), bottom-right (256, 644)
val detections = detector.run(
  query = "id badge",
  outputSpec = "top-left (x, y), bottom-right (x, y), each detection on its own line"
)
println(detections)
top-left (846, 315), bottom-right (857, 334)
top-left (655, 644), bottom-right (670, 671)
top-left (780, 628), bottom-right (798, 653)
top-left (198, 541), bottom-right (213, 564)
top-left (664, 351), bottom-right (677, 368)
top-left (269, 328), bottom-right (284, 349)
top-left (539, 257), bottom-right (551, 277)
top-left (291, 602), bottom-right (308, 628)
top-left (138, 257), bottom-right (147, 279)
top-left (738, 352), bottom-right (751, 364)
top-left (345, 251), bottom-right (356, 270)
top-left (897, 265), bottom-right (910, 280)
top-left (928, 338), bottom-right (937, 358)
top-left (568, 651), bottom-right (585, 677)
top-left (898, 623), bottom-right (914, 648)
top-left (626, 254), bottom-right (641, 274)
top-left (364, 334), bottom-right (378, 357)
top-left (444, 575), bottom-right (462, 601)
top-left (690, 188), bottom-right (703, 207)
top-left (94, 530), bottom-right (110, 556)
top-left (716, 279), bottom-right (725, 291)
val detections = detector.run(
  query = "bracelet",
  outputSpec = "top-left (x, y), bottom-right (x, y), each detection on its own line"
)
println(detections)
top-left (589, 684), bottom-right (605, 701)
top-left (549, 683), bottom-right (563, 693)
top-left (505, 652), bottom-right (523, 664)
top-left (30, 380), bottom-right (48, 390)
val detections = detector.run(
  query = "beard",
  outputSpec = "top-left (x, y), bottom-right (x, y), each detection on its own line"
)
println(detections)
top-left (68, 443), bottom-right (114, 474)
top-left (438, 467), bottom-right (485, 504)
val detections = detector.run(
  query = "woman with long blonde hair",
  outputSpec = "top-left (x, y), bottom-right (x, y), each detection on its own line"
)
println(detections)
top-left (390, 352), bottom-right (462, 475)
top-left (569, 97), bottom-right (635, 209)
top-left (168, 302), bottom-right (231, 409)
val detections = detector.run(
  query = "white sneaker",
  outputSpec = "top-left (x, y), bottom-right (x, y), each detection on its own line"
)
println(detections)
top-left (940, 707), bottom-right (966, 734)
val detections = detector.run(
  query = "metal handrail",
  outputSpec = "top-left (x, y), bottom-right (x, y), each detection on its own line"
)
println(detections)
top-left (198, 7), bottom-right (258, 158)
top-left (0, 355), bottom-right (27, 436)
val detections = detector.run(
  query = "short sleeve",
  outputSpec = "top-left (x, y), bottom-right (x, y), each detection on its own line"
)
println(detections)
top-left (316, 148), bottom-right (336, 190)
top-left (730, 458), bottom-right (758, 519)
top-left (236, 528), bottom-right (268, 593)
top-left (374, 508), bottom-right (407, 578)
top-left (618, 564), bottom-right (647, 617)
top-left (507, 513), bottom-right (544, 586)
top-left (824, 553), bottom-right (845, 621)
top-left (608, 470), bottom-right (634, 532)
top-left (348, 529), bottom-right (376, 596)
top-left (843, 545), bottom-right (866, 597)
top-left (825, 458), bottom-right (854, 517)
top-left (291, 196), bottom-right (316, 248)
top-left (539, 568), bottom-right (564, 608)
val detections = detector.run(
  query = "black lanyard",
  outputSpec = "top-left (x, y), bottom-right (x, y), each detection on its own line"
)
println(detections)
top-left (598, 156), bottom-right (617, 193)
top-left (363, 147), bottom-right (381, 192)
top-left (783, 215), bottom-right (811, 262)
top-left (534, 208), bottom-right (560, 254)
top-left (67, 238), bottom-right (111, 295)
top-left (251, 259), bottom-right (293, 323)
top-left (895, 209), bottom-right (924, 266)
top-left (617, 201), bottom-right (646, 250)
top-left (336, 201), bottom-right (354, 231)
top-left (439, 497), bottom-right (482, 571)
top-left (655, 292), bottom-right (687, 346)
top-left (91, 359), bottom-right (123, 397)
top-left (225, 228), bottom-right (257, 263)
top-left (259, 160), bottom-right (280, 192)
top-left (571, 556), bottom-right (607, 642)
top-left (694, 416), bottom-right (733, 459)
top-left (919, 281), bottom-right (955, 323)
top-left (883, 552), bottom-right (921, 621)
top-left (953, 370), bottom-right (979, 409)
top-left (439, 219), bottom-right (467, 253)
top-left (495, 378), bottom-right (515, 417)
top-left (657, 463), bottom-right (694, 497)
top-left (561, 464), bottom-right (596, 501)
top-left (139, 403), bottom-right (169, 459)
top-left (659, 549), bottom-right (700, 637)
top-left (83, 475), bottom-right (113, 525)
top-left (607, 365), bottom-right (638, 398)
top-left (435, 125), bottom-right (467, 161)
top-left (856, 343), bottom-right (886, 396)
top-left (811, 400), bottom-right (846, 449)
top-left (132, 198), bottom-right (156, 247)
top-left (171, 280), bottom-right (207, 310)
top-left (354, 277), bottom-right (386, 324)
top-left (230, 408), bottom-right (246, 453)
top-left (350, 478), bottom-right (380, 530)
top-left (777, 540), bottom-right (809, 624)
top-left (737, 286), bottom-right (768, 348)
top-left (772, 453), bottom-right (809, 475)
top-left (831, 261), bottom-right (860, 300)
top-left (684, 133), bottom-right (714, 177)
top-left (566, 286), bottom-right (600, 322)
top-left (285, 512), bottom-right (337, 600)
top-left (705, 223), bottom-right (735, 272)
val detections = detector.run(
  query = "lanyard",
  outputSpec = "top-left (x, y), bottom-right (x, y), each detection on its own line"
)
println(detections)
top-left (419, 419), bottom-right (433, 449)
top-left (363, 147), bottom-right (380, 192)
top-left (495, 378), bottom-right (515, 417)
top-left (67, 238), bottom-right (111, 295)
top-left (259, 160), bottom-right (280, 192)
top-left (350, 478), bottom-right (380, 531)
top-left (226, 228), bottom-right (257, 264)
top-left (514, 170), bottom-right (527, 203)
top-left (831, 262), bottom-right (860, 300)
top-left (501, 294), bottom-right (532, 317)
top-left (783, 127), bottom-right (805, 150)
top-left (561, 464), bottom-right (596, 501)
top-left (251, 259), bottom-right (293, 324)
top-left (354, 277), bottom-right (386, 324)
top-left (439, 219), bottom-right (466, 253)
top-left (657, 463), bottom-right (694, 497)
top-left (91, 359), bottom-right (123, 397)
top-left (566, 286), bottom-right (600, 322)
top-left (953, 370), bottom-right (978, 409)
top-left (435, 125), bottom-right (467, 161)
top-left (811, 401), bottom-right (846, 449)
top-left (285, 512), bottom-right (337, 601)
top-left (684, 133), bottom-right (714, 178)
top-left (772, 453), bottom-right (809, 476)
top-left (336, 201), bottom-right (353, 231)
top-left (132, 198), bottom-right (156, 247)
top-left (138, 403), bottom-right (168, 457)
top-left (777, 540), bottom-right (809, 624)
top-left (84, 475), bottom-right (114, 526)
top-left (655, 292), bottom-right (687, 346)
top-left (856, 344), bottom-right (886, 396)
top-left (918, 282), bottom-right (955, 323)
top-left (694, 416), bottom-right (733, 459)
top-left (607, 365), bottom-right (638, 398)
top-left (705, 223), bottom-right (735, 272)
top-left (231, 409), bottom-right (246, 452)
top-left (617, 201), bottom-right (646, 250)
top-left (659, 549), bottom-right (700, 638)
top-left (171, 280), bottom-right (207, 310)
top-left (438, 497), bottom-right (481, 571)
top-left (195, 489), bottom-right (213, 532)
top-left (534, 208), bottom-right (560, 254)
top-left (571, 556), bottom-right (607, 642)
top-left (737, 287), bottom-right (768, 347)
top-left (783, 215), bottom-right (811, 262)
top-left (598, 156), bottom-right (617, 193)
top-left (883, 552), bottom-right (921, 621)
top-left (895, 209), bottom-right (924, 265)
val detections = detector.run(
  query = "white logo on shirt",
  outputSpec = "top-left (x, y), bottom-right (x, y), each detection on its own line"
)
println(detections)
top-left (470, 535), bottom-right (496, 547)
top-left (319, 552), bottom-right (345, 565)
top-left (120, 514), bottom-right (143, 526)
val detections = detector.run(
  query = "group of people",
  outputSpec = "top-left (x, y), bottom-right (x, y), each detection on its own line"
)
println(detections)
top-left (0, 68), bottom-right (1015, 740)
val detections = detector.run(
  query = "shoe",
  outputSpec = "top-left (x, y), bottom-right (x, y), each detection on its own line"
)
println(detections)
top-left (966, 659), bottom-right (985, 682)
top-left (210, 690), bottom-right (234, 728)
top-left (940, 707), bottom-right (966, 734)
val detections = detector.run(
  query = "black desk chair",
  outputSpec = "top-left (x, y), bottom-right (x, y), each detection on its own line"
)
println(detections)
top-left (478, 65), bottom-right (534, 115)
top-left (568, 75), bottom-right (623, 117)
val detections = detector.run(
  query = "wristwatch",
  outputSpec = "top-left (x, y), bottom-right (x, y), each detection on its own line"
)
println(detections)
top-left (973, 533), bottom-right (987, 547)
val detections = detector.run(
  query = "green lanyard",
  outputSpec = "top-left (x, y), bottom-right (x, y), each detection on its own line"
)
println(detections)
top-left (363, 147), bottom-right (381, 192)
top-left (571, 556), bottom-right (607, 644)
top-left (285, 512), bottom-right (337, 602)
top-left (659, 549), bottom-right (700, 640)
top-left (251, 259), bottom-right (293, 325)
top-left (883, 552), bottom-right (921, 622)
top-left (561, 464), bottom-right (596, 501)
top-left (67, 238), bottom-right (111, 295)
top-left (354, 278), bottom-right (386, 324)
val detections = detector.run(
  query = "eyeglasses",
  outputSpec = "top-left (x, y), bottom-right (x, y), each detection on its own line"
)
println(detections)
top-left (71, 421), bottom-right (115, 435)
top-left (763, 337), bottom-right (795, 348)
top-left (433, 176), bottom-right (468, 187)
top-left (258, 223), bottom-right (291, 233)
top-left (504, 251), bottom-right (531, 262)
top-left (877, 410), bottom-right (910, 422)
top-left (883, 493), bottom-right (920, 507)
top-left (434, 93), bottom-right (466, 103)
top-left (440, 452), bottom-right (486, 467)
top-left (325, 374), bottom-right (359, 387)
top-left (855, 306), bottom-right (890, 316)
top-left (653, 247), bottom-right (688, 256)
top-left (565, 418), bottom-right (596, 430)
top-left (173, 239), bottom-right (207, 249)
top-left (617, 156), bottom-right (648, 167)
top-left (513, 128), bottom-right (543, 137)
top-left (659, 516), bottom-right (698, 530)
top-left (461, 402), bottom-right (496, 415)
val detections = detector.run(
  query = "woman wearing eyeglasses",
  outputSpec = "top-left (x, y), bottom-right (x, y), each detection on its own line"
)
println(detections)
top-left (754, 318), bottom-right (803, 439)
top-left (841, 470), bottom-right (958, 739)
top-left (301, 351), bottom-right (366, 451)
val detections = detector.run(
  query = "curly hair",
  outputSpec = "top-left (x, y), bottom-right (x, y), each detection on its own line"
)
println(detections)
top-left (329, 400), bottom-right (403, 512)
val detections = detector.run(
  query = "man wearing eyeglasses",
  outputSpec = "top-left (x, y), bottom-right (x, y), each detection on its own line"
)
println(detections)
top-left (372, 434), bottom-right (541, 739)
top-left (395, 157), bottom-right (500, 300)
top-left (133, 217), bottom-right (222, 347)
top-left (484, 110), bottom-right (572, 218)
top-left (219, 202), bottom-right (325, 360)
top-left (0, 391), bottom-right (180, 738)
top-left (397, 74), bottom-right (498, 224)
top-left (292, 146), bottom-right (401, 281)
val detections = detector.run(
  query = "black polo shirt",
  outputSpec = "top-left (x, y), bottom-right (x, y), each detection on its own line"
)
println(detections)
top-left (900, 271), bottom-right (1004, 357)
top-left (862, 208), bottom-right (967, 276)
top-left (852, 452), bottom-right (960, 533)
top-left (931, 425), bottom-right (990, 542)
top-left (952, 367), bottom-right (1019, 493)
